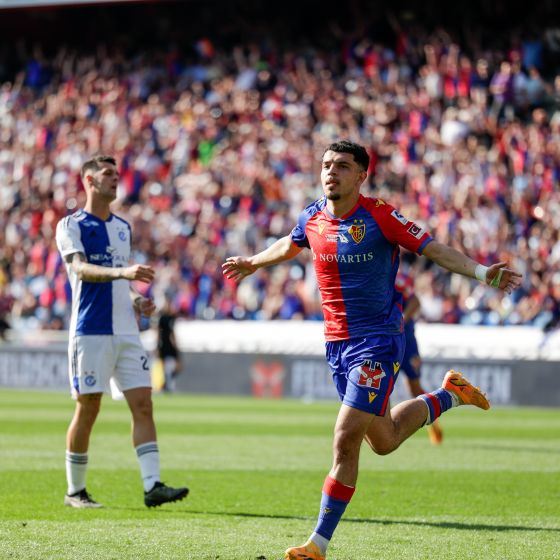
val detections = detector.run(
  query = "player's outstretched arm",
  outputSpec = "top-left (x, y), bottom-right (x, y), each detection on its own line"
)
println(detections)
top-left (69, 253), bottom-right (155, 284)
top-left (222, 235), bottom-right (303, 282)
top-left (422, 240), bottom-right (522, 294)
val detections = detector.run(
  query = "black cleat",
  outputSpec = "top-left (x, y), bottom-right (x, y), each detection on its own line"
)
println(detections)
top-left (64, 488), bottom-right (103, 509)
top-left (144, 481), bottom-right (189, 507)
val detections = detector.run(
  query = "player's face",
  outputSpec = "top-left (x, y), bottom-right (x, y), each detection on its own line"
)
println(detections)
top-left (321, 150), bottom-right (366, 202)
top-left (87, 162), bottom-right (119, 202)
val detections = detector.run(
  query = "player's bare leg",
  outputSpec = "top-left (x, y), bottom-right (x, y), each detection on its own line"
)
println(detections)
top-left (67, 393), bottom-right (102, 452)
top-left (330, 404), bottom-right (373, 485)
top-left (366, 370), bottom-right (488, 454)
top-left (124, 387), bottom-right (157, 446)
top-left (364, 398), bottom-right (428, 454)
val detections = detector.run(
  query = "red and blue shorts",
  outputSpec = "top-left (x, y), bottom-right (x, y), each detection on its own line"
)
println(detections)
top-left (326, 333), bottom-right (405, 416)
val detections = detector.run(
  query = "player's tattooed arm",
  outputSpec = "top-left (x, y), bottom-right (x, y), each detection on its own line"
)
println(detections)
top-left (68, 252), bottom-right (155, 284)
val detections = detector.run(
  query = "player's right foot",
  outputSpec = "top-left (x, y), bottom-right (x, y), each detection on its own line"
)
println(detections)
top-left (285, 541), bottom-right (325, 560)
top-left (64, 488), bottom-right (103, 508)
top-left (428, 420), bottom-right (443, 445)
top-left (442, 370), bottom-right (490, 410)
top-left (144, 481), bottom-right (189, 507)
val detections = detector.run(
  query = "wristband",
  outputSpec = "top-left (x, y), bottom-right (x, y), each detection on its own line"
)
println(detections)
top-left (474, 264), bottom-right (488, 283)
top-left (489, 269), bottom-right (503, 288)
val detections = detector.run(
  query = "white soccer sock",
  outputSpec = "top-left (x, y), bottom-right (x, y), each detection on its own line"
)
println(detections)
top-left (445, 389), bottom-right (461, 407)
top-left (135, 441), bottom-right (160, 492)
top-left (65, 450), bottom-right (88, 495)
top-left (309, 532), bottom-right (330, 555)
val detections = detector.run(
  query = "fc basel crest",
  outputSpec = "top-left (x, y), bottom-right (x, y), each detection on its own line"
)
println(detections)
top-left (358, 361), bottom-right (386, 389)
top-left (347, 219), bottom-right (365, 243)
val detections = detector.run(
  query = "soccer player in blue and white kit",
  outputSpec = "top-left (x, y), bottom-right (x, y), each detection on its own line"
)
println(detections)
top-left (223, 140), bottom-right (522, 560)
top-left (56, 155), bottom-right (188, 509)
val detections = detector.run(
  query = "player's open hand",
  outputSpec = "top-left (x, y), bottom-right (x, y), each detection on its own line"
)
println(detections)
top-left (122, 264), bottom-right (155, 284)
top-left (222, 257), bottom-right (257, 282)
top-left (486, 262), bottom-right (523, 294)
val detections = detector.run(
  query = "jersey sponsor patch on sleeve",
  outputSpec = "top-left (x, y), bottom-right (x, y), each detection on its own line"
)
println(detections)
top-left (391, 210), bottom-right (409, 225)
top-left (407, 223), bottom-right (425, 239)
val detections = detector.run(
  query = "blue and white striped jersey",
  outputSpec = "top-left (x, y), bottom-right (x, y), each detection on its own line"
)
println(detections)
top-left (56, 210), bottom-right (139, 336)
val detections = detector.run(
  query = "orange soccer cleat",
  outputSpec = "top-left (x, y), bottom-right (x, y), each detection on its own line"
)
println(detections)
top-left (285, 541), bottom-right (325, 560)
top-left (427, 419), bottom-right (443, 445)
top-left (442, 370), bottom-right (491, 410)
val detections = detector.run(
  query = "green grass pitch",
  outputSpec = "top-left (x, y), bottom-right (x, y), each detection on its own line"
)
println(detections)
top-left (0, 389), bottom-right (558, 560)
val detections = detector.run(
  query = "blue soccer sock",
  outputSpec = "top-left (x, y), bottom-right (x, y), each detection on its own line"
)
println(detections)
top-left (309, 475), bottom-right (355, 554)
top-left (417, 388), bottom-right (455, 425)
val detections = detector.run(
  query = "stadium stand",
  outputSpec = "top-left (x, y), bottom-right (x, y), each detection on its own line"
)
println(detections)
top-left (0, 0), bottom-right (559, 334)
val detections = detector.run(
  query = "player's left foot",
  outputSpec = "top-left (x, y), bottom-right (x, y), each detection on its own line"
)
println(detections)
top-left (64, 488), bottom-right (103, 509)
top-left (428, 420), bottom-right (443, 445)
top-left (285, 541), bottom-right (325, 560)
top-left (144, 482), bottom-right (189, 507)
top-left (442, 370), bottom-right (490, 410)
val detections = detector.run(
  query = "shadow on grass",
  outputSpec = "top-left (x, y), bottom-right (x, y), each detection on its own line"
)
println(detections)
top-left (113, 506), bottom-right (560, 533)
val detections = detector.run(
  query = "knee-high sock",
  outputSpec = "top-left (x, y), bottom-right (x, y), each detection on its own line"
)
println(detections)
top-left (66, 450), bottom-right (88, 495)
top-left (417, 388), bottom-right (455, 425)
top-left (135, 441), bottom-right (160, 492)
top-left (310, 475), bottom-right (355, 554)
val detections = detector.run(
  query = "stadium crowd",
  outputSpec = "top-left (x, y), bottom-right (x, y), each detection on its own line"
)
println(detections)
top-left (0, 3), bottom-right (559, 334)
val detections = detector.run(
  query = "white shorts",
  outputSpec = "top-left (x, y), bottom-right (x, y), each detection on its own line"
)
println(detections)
top-left (68, 334), bottom-right (151, 397)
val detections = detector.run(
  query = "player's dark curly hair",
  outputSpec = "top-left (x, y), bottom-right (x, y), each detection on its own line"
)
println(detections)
top-left (324, 140), bottom-right (369, 171)
top-left (80, 155), bottom-right (117, 178)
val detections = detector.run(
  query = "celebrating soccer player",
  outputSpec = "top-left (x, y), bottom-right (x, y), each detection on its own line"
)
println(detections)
top-left (222, 140), bottom-right (522, 560)
top-left (56, 155), bottom-right (188, 509)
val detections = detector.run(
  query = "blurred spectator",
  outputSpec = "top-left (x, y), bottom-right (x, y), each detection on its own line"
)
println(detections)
top-left (0, 284), bottom-right (14, 340)
top-left (156, 297), bottom-right (181, 392)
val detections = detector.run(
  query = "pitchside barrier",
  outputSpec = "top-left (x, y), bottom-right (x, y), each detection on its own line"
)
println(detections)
top-left (0, 322), bottom-right (558, 407)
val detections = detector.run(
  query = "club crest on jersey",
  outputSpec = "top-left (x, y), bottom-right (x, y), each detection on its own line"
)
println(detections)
top-left (407, 223), bottom-right (425, 239)
top-left (347, 219), bottom-right (365, 243)
top-left (375, 199), bottom-right (386, 207)
top-left (118, 230), bottom-right (127, 241)
top-left (358, 361), bottom-right (385, 389)
top-left (318, 221), bottom-right (327, 235)
top-left (391, 210), bottom-right (408, 225)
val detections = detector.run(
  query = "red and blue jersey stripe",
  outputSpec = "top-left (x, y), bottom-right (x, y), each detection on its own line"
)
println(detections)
top-left (291, 194), bottom-right (432, 341)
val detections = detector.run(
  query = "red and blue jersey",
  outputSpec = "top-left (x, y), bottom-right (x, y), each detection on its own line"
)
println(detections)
top-left (290, 194), bottom-right (432, 341)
